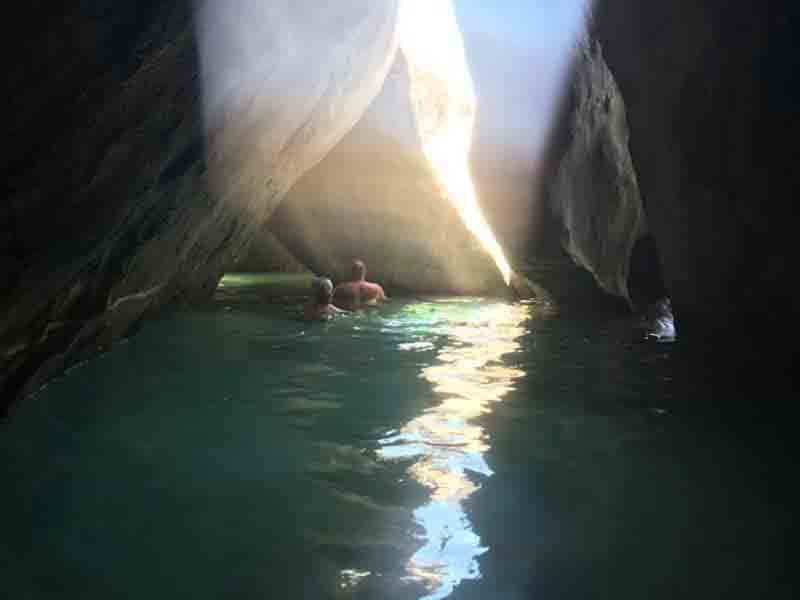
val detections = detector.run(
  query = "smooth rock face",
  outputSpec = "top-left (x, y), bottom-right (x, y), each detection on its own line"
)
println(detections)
top-left (229, 230), bottom-right (308, 274)
top-left (269, 50), bottom-right (507, 295)
top-left (541, 36), bottom-right (646, 305)
top-left (1, 0), bottom-right (400, 410)
top-left (197, 0), bottom-right (400, 223)
top-left (591, 0), bottom-right (800, 345)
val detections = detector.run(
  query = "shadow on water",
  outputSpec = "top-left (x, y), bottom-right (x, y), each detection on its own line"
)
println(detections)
top-left (1, 274), bottom-right (792, 598)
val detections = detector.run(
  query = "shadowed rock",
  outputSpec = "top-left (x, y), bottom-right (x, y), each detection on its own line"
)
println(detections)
top-left (539, 34), bottom-right (646, 306)
top-left (591, 0), bottom-right (799, 350)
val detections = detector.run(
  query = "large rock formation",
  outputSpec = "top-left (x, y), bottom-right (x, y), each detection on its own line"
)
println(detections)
top-left (590, 0), bottom-right (799, 348)
top-left (584, 5), bottom-right (799, 594)
top-left (269, 51), bottom-right (505, 295)
top-left (541, 36), bottom-right (646, 305)
top-left (518, 34), bottom-right (647, 315)
top-left (1, 0), bottom-right (400, 410)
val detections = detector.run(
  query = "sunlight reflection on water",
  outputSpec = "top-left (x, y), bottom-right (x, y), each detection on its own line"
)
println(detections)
top-left (378, 301), bottom-right (530, 598)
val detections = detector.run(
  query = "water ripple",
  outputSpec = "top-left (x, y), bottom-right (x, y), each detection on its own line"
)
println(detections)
top-left (377, 300), bottom-right (530, 598)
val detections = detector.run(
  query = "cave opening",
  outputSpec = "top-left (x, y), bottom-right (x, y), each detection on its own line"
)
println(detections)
top-left (211, 0), bottom-right (591, 304)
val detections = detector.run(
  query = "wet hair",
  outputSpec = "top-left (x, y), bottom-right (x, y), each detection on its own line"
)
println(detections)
top-left (351, 259), bottom-right (366, 280)
top-left (312, 277), bottom-right (333, 305)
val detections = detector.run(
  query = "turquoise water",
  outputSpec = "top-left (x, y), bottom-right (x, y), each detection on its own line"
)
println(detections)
top-left (1, 275), bottom-right (788, 598)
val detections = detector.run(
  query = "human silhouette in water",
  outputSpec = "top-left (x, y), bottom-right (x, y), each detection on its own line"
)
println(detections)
top-left (333, 259), bottom-right (388, 311)
top-left (303, 277), bottom-right (346, 321)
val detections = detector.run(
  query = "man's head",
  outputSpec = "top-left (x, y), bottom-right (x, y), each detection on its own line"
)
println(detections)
top-left (312, 277), bottom-right (333, 305)
top-left (351, 259), bottom-right (366, 281)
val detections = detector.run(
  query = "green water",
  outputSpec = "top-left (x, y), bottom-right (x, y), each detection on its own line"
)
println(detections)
top-left (1, 275), bottom-right (790, 599)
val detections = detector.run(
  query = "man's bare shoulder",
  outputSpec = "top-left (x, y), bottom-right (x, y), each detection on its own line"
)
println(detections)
top-left (361, 281), bottom-right (388, 302)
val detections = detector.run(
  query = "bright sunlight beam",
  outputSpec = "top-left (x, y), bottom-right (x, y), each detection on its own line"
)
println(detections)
top-left (398, 0), bottom-right (513, 286)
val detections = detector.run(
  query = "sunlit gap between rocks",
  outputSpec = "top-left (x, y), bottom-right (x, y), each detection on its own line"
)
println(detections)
top-left (398, 0), bottom-right (512, 286)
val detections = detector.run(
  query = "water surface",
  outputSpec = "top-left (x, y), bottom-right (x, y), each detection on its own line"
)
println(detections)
top-left (1, 274), bottom-right (787, 598)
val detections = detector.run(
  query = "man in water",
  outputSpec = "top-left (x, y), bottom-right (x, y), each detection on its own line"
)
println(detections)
top-left (333, 259), bottom-right (388, 310)
top-left (303, 277), bottom-right (346, 321)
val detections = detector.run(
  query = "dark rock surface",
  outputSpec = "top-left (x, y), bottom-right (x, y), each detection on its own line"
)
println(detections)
top-left (515, 257), bottom-right (630, 316)
top-left (587, 5), bottom-right (800, 591)
top-left (2, 0), bottom-right (202, 411)
top-left (1, 0), bottom-right (400, 411)
top-left (591, 0), bottom-right (800, 350)
top-left (627, 234), bottom-right (669, 314)
top-left (536, 35), bottom-right (646, 306)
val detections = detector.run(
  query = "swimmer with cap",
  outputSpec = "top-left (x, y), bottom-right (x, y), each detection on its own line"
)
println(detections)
top-left (303, 276), bottom-right (346, 321)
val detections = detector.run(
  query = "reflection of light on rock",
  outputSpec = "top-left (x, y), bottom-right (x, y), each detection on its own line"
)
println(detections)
top-left (398, 0), bottom-right (513, 285)
top-left (379, 301), bottom-right (529, 598)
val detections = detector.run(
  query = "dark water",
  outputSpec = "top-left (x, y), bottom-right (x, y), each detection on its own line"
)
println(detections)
top-left (1, 275), bottom-right (791, 599)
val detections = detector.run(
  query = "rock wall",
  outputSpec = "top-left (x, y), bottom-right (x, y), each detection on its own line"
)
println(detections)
top-left (1, 0), bottom-right (400, 411)
top-left (269, 51), bottom-right (506, 295)
top-left (587, 4), bottom-right (800, 590)
top-left (229, 230), bottom-right (308, 274)
top-left (538, 35), bottom-right (646, 306)
top-left (590, 0), bottom-right (800, 346)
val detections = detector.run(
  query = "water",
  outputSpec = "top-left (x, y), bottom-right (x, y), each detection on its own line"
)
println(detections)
top-left (1, 275), bottom-right (791, 599)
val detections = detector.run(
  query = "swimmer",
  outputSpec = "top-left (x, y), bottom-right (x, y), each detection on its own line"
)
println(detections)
top-left (333, 259), bottom-right (388, 311)
top-left (303, 277), bottom-right (346, 321)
